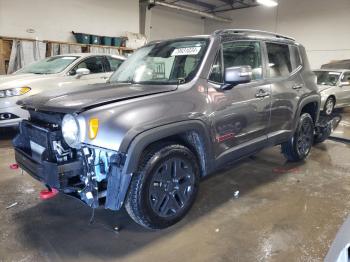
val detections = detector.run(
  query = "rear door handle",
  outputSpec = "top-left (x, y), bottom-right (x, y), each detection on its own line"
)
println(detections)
top-left (255, 89), bottom-right (270, 98)
top-left (292, 84), bottom-right (304, 90)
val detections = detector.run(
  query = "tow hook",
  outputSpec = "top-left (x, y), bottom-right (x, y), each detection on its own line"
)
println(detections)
top-left (40, 186), bottom-right (59, 200)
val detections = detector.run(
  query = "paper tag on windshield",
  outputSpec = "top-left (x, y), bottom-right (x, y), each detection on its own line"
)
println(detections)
top-left (171, 47), bottom-right (201, 56)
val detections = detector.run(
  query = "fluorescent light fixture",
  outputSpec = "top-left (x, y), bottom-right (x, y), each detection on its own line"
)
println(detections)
top-left (257, 0), bottom-right (278, 7)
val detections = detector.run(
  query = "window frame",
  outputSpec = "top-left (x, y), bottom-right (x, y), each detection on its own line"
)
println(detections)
top-left (207, 40), bottom-right (267, 85)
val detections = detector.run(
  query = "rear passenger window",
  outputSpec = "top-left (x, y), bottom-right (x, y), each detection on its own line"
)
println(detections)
top-left (290, 45), bottom-right (302, 70)
top-left (266, 43), bottom-right (292, 78)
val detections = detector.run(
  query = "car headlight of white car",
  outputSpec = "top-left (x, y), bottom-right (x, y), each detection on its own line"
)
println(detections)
top-left (0, 87), bottom-right (31, 98)
top-left (62, 114), bottom-right (84, 149)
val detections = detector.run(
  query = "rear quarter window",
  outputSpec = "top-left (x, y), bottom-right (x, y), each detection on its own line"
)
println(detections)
top-left (290, 45), bottom-right (302, 70)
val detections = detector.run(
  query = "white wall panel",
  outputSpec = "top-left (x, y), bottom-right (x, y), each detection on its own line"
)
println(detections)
top-left (204, 0), bottom-right (350, 68)
top-left (0, 0), bottom-right (139, 42)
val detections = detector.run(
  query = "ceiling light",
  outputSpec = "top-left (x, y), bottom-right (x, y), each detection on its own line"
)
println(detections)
top-left (257, 0), bottom-right (278, 7)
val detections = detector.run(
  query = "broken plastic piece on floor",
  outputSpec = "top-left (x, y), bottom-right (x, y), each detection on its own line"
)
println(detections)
top-left (6, 202), bottom-right (18, 209)
top-left (40, 188), bottom-right (59, 200)
top-left (9, 163), bottom-right (19, 169)
top-left (233, 190), bottom-right (240, 199)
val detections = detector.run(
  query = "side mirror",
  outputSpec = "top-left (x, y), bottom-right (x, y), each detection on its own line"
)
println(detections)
top-left (75, 68), bottom-right (90, 78)
top-left (339, 81), bottom-right (350, 87)
top-left (222, 66), bottom-right (252, 90)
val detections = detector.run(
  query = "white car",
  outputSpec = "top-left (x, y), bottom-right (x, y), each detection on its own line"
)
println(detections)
top-left (0, 53), bottom-right (125, 127)
top-left (314, 69), bottom-right (350, 115)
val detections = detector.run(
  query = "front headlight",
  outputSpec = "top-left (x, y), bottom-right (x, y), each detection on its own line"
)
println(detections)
top-left (62, 114), bottom-right (81, 148)
top-left (0, 87), bottom-right (31, 98)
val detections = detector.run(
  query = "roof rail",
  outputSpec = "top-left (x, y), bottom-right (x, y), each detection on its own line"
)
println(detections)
top-left (213, 29), bottom-right (295, 41)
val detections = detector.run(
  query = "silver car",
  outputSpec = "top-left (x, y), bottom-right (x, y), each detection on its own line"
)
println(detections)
top-left (314, 69), bottom-right (350, 115)
top-left (0, 53), bottom-right (125, 127)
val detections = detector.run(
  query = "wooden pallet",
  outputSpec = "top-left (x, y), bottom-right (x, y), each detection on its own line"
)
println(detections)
top-left (0, 39), bottom-right (12, 75)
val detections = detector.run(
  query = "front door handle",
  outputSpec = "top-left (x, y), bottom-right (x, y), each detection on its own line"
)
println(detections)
top-left (292, 84), bottom-right (304, 90)
top-left (255, 89), bottom-right (270, 98)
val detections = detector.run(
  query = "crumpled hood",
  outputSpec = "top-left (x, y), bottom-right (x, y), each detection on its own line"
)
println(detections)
top-left (0, 73), bottom-right (58, 89)
top-left (317, 84), bottom-right (333, 92)
top-left (18, 82), bottom-right (177, 113)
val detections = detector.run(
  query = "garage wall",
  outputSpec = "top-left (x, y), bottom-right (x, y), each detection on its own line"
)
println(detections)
top-left (0, 0), bottom-right (139, 42)
top-left (147, 7), bottom-right (205, 41)
top-left (204, 0), bottom-right (350, 69)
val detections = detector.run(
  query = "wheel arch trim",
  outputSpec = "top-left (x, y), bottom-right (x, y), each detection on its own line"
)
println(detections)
top-left (121, 120), bottom-right (214, 175)
top-left (293, 94), bottom-right (321, 132)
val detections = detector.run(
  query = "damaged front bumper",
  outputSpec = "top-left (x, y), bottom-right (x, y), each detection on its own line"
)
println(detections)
top-left (13, 120), bottom-right (131, 211)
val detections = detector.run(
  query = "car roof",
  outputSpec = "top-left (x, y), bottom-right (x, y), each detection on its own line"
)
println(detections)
top-left (54, 53), bottom-right (126, 60)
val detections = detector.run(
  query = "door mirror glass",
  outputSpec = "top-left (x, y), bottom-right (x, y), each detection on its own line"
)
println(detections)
top-left (339, 81), bottom-right (350, 87)
top-left (222, 66), bottom-right (252, 89)
top-left (75, 68), bottom-right (90, 77)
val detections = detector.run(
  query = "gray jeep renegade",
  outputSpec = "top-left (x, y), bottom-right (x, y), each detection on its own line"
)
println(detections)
top-left (13, 29), bottom-right (320, 229)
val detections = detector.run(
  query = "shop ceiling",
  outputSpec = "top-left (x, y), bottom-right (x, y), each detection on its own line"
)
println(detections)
top-left (147, 0), bottom-right (260, 22)
top-left (164, 0), bottom-right (259, 13)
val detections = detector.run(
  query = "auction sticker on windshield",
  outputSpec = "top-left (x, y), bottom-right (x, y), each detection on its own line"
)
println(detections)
top-left (172, 47), bottom-right (201, 56)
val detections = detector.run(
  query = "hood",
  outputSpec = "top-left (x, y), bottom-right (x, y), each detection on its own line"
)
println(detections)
top-left (18, 82), bottom-right (177, 113)
top-left (317, 84), bottom-right (334, 92)
top-left (0, 73), bottom-right (57, 89)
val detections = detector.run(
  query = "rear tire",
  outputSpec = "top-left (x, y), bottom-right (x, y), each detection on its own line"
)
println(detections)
top-left (125, 143), bottom-right (200, 230)
top-left (282, 113), bottom-right (314, 162)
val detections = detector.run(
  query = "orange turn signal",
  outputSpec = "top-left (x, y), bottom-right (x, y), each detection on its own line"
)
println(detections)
top-left (89, 118), bottom-right (99, 140)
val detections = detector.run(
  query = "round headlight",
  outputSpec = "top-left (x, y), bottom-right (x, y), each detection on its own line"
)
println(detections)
top-left (62, 114), bottom-right (81, 148)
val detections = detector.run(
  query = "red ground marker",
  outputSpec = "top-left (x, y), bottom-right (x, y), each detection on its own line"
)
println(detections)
top-left (9, 163), bottom-right (19, 169)
top-left (40, 188), bottom-right (59, 200)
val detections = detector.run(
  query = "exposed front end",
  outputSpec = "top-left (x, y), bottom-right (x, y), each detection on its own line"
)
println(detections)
top-left (13, 110), bottom-right (130, 210)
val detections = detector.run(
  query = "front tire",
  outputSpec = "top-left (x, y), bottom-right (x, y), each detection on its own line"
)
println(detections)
top-left (125, 143), bottom-right (200, 229)
top-left (324, 97), bottom-right (335, 116)
top-left (282, 113), bottom-right (314, 162)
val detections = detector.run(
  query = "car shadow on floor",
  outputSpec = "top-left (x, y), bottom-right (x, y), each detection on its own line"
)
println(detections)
top-left (0, 127), bottom-right (18, 148)
top-left (11, 148), bottom-right (306, 261)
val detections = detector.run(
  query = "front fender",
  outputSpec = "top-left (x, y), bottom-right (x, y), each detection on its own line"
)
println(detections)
top-left (120, 120), bottom-right (213, 175)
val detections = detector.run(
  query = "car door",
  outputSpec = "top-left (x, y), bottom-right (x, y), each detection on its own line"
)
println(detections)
top-left (70, 56), bottom-right (108, 85)
top-left (208, 40), bottom-right (271, 163)
top-left (265, 42), bottom-right (305, 144)
top-left (339, 72), bottom-right (350, 106)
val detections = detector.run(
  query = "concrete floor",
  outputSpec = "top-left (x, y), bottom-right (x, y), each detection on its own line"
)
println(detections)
top-left (0, 111), bottom-right (350, 262)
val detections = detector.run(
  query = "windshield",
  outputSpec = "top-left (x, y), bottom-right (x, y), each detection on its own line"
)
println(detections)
top-left (314, 71), bottom-right (341, 86)
top-left (16, 56), bottom-right (79, 74)
top-left (110, 39), bottom-right (209, 85)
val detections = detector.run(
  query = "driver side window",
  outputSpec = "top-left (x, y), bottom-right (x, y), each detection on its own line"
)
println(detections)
top-left (341, 72), bottom-right (350, 83)
top-left (72, 56), bottom-right (105, 75)
top-left (222, 41), bottom-right (263, 81)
